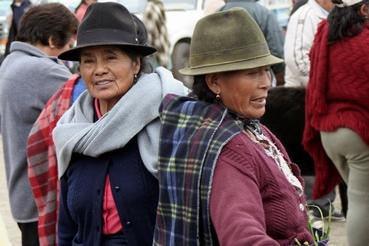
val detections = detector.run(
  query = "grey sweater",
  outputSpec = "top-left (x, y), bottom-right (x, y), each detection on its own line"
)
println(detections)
top-left (0, 41), bottom-right (71, 222)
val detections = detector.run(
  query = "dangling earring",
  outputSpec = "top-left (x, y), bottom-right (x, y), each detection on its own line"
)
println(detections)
top-left (215, 93), bottom-right (221, 102)
top-left (133, 74), bottom-right (138, 83)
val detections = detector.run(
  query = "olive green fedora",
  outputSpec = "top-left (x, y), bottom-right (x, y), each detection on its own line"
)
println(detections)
top-left (179, 8), bottom-right (283, 76)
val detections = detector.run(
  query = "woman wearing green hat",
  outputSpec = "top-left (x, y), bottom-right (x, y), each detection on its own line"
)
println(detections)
top-left (154, 8), bottom-right (314, 245)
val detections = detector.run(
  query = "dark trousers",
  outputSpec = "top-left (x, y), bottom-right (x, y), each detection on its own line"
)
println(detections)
top-left (17, 222), bottom-right (39, 246)
top-left (101, 231), bottom-right (128, 246)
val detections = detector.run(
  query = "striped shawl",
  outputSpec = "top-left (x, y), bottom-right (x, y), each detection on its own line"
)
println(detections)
top-left (26, 75), bottom-right (79, 246)
top-left (154, 94), bottom-right (243, 245)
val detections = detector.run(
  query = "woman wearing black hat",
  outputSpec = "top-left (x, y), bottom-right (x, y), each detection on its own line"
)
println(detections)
top-left (52, 2), bottom-right (185, 245)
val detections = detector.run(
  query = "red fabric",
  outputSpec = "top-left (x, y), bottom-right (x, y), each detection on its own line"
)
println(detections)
top-left (94, 98), bottom-right (123, 234)
top-left (75, 3), bottom-right (88, 23)
top-left (102, 177), bottom-right (123, 234)
top-left (27, 75), bottom-right (79, 246)
top-left (303, 20), bottom-right (369, 199)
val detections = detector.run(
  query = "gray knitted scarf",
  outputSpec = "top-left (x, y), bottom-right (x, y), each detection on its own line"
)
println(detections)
top-left (53, 67), bottom-right (186, 178)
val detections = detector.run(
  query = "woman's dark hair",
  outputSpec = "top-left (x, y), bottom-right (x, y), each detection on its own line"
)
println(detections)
top-left (17, 3), bottom-right (78, 48)
top-left (122, 48), bottom-right (152, 76)
top-left (192, 75), bottom-right (216, 103)
top-left (328, 0), bottom-right (369, 43)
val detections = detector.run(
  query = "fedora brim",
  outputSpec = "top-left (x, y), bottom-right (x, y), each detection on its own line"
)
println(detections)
top-left (179, 54), bottom-right (283, 76)
top-left (58, 42), bottom-right (157, 61)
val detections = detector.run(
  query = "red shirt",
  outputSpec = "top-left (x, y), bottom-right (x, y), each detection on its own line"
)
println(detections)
top-left (94, 99), bottom-right (123, 234)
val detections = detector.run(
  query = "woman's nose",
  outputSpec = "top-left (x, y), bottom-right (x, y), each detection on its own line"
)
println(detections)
top-left (94, 60), bottom-right (108, 75)
top-left (259, 70), bottom-right (272, 89)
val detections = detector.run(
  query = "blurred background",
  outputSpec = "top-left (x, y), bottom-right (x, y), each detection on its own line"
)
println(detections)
top-left (0, 0), bottom-right (292, 81)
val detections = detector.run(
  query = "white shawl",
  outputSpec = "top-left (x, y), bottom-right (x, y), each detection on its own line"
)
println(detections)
top-left (53, 67), bottom-right (186, 178)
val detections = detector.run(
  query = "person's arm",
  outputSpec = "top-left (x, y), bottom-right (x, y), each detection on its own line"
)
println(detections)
top-left (58, 175), bottom-right (78, 245)
top-left (210, 143), bottom-right (279, 246)
top-left (264, 11), bottom-right (285, 85)
top-left (6, 4), bottom-right (12, 28)
top-left (286, 9), bottom-right (318, 84)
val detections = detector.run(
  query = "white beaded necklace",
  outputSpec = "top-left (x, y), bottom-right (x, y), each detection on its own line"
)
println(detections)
top-left (244, 125), bottom-right (303, 195)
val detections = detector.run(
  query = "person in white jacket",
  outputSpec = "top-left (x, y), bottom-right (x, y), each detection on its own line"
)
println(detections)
top-left (284, 0), bottom-right (333, 87)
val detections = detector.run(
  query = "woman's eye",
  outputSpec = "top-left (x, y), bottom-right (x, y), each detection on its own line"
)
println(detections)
top-left (246, 71), bottom-right (259, 75)
top-left (81, 59), bottom-right (92, 64)
top-left (107, 55), bottom-right (117, 60)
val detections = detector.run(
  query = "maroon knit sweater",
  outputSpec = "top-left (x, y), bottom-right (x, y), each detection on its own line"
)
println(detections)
top-left (303, 20), bottom-right (369, 198)
top-left (210, 127), bottom-right (313, 245)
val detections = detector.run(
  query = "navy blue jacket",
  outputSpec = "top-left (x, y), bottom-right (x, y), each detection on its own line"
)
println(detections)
top-left (58, 137), bottom-right (159, 246)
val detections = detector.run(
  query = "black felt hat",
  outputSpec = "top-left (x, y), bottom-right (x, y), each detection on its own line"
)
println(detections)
top-left (58, 2), bottom-right (156, 61)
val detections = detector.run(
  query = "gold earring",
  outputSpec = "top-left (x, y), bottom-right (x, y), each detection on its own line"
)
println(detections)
top-left (215, 93), bottom-right (221, 102)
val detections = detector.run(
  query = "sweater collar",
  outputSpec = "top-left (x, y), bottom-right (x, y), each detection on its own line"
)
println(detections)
top-left (9, 41), bottom-right (59, 63)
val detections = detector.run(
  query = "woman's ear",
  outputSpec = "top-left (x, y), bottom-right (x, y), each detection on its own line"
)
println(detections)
top-left (48, 36), bottom-right (56, 49)
top-left (133, 57), bottom-right (141, 75)
top-left (205, 73), bottom-right (221, 95)
top-left (359, 3), bottom-right (369, 19)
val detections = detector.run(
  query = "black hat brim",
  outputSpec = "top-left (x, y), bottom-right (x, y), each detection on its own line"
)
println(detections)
top-left (58, 42), bottom-right (157, 61)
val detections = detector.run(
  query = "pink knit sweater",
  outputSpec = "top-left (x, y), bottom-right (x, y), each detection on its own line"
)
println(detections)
top-left (210, 129), bottom-right (313, 245)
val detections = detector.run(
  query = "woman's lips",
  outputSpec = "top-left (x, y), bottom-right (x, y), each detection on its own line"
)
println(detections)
top-left (250, 97), bottom-right (267, 107)
top-left (94, 80), bottom-right (112, 86)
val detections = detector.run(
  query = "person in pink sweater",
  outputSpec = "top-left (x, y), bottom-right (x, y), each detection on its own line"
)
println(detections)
top-left (74, 0), bottom-right (96, 22)
top-left (154, 8), bottom-right (315, 245)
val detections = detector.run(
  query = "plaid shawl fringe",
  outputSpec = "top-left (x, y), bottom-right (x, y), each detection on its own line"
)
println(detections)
top-left (154, 94), bottom-right (242, 245)
top-left (27, 75), bottom-right (79, 246)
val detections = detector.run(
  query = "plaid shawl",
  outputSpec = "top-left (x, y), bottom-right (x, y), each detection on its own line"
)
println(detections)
top-left (27, 75), bottom-right (79, 246)
top-left (154, 94), bottom-right (243, 245)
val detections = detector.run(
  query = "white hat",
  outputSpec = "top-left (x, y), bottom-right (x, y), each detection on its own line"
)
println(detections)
top-left (335, 0), bottom-right (362, 7)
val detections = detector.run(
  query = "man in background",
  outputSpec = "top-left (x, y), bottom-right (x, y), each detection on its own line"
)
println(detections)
top-left (4, 0), bottom-right (31, 57)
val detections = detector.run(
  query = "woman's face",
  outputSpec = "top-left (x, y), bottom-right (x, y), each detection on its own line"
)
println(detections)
top-left (206, 66), bottom-right (272, 119)
top-left (80, 46), bottom-right (140, 111)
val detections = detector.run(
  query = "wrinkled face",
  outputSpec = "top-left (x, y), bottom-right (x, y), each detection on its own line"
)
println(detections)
top-left (79, 46), bottom-right (140, 110)
top-left (206, 66), bottom-right (272, 119)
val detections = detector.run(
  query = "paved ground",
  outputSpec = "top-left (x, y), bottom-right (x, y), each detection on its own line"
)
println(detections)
top-left (0, 137), bottom-right (347, 245)
top-left (0, 138), bottom-right (21, 245)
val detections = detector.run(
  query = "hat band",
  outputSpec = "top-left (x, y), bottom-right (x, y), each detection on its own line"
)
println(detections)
top-left (77, 28), bottom-right (139, 46)
top-left (189, 42), bottom-right (270, 69)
